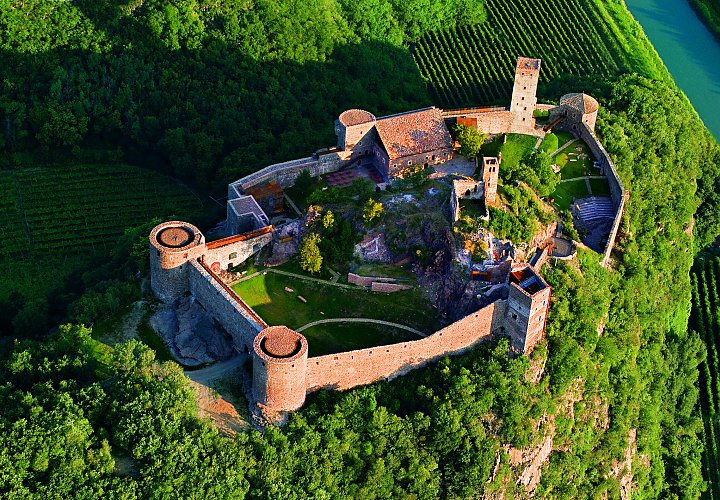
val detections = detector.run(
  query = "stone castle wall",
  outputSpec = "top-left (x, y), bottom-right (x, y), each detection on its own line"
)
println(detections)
top-left (233, 154), bottom-right (348, 192)
top-left (573, 123), bottom-right (627, 267)
top-left (305, 301), bottom-right (504, 392)
top-left (203, 230), bottom-right (273, 272)
top-left (188, 260), bottom-right (266, 349)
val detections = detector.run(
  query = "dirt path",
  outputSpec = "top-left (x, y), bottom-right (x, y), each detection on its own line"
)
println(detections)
top-left (296, 318), bottom-right (427, 337)
top-left (235, 268), bottom-right (361, 290)
top-left (184, 352), bottom-right (246, 386)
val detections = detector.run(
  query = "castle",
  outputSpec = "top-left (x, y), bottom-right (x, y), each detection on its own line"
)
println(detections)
top-left (150, 57), bottom-right (626, 414)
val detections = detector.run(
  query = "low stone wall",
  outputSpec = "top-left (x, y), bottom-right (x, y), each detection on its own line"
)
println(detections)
top-left (188, 260), bottom-right (266, 350)
top-left (347, 273), bottom-right (396, 287)
top-left (370, 282), bottom-right (412, 293)
top-left (305, 301), bottom-right (503, 392)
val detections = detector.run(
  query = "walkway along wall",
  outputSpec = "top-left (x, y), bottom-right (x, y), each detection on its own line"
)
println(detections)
top-left (305, 301), bottom-right (505, 392)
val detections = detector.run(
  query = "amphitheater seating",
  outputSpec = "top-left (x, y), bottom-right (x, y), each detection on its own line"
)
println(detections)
top-left (575, 196), bottom-right (615, 224)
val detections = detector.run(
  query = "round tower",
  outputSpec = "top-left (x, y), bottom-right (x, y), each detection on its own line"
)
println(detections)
top-left (252, 326), bottom-right (309, 411)
top-left (335, 109), bottom-right (376, 151)
top-left (149, 221), bottom-right (206, 303)
top-left (558, 93), bottom-right (599, 131)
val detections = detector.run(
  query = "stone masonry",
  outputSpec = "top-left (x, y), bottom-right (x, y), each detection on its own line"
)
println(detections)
top-left (149, 55), bottom-right (627, 416)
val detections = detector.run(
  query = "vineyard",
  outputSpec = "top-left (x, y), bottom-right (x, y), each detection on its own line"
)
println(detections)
top-left (691, 254), bottom-right (720, 499)
top-left (412, 0), bottom-right (633, 107)
top-left (0, 164), bottom-right (203, 257)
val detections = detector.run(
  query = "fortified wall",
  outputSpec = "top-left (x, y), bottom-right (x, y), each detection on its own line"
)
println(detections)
top-left (550, 94), bottom-right (628, 267)
top-left (150, 221), bottom-right (271, 348)
top-left (252, 264), bottom-right (550, 412)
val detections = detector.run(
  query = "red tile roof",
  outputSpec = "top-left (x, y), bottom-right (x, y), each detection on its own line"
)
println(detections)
top-left (375, 107), bottom-right (453, 160)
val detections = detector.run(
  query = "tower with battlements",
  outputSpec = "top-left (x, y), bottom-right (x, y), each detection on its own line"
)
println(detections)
top-left (509, 57), bottom-right (541, 134)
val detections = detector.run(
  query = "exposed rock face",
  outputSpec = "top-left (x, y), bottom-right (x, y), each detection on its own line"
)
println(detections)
top-left (150, 297), bottom-right (234, 367)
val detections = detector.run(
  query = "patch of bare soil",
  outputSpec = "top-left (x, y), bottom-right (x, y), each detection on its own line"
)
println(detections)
top-left (99, 300), bottom-right (146, 345)
top-left (190, 380), bottom-right (248, 437)
top-left (608, 428), bottom-right (636, 500)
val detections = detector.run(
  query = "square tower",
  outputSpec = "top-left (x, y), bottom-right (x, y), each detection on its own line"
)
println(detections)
top-left (509, 57), bottom-right (541, 134)
top-left (482, 156), bottom-right (499, 205)
top-left (504, 265), bottom-right (551, 354)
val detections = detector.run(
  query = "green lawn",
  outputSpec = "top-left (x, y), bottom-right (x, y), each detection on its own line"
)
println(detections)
top-left (232, 272), bottom-right (443, 354)
top-left (352, 263), bottom-right (415, 280)
top-left (553, 131), bottom-right (576, 148)
top-left (500, 134), bottom-right (538, 169)
top-left (480, 135), bottom-right (504, 157)
top-left (551, 179), bottom-right (590, 211)
top-left (539, 133), bottom-right (559, 153)
top-left (589, 178), bottom-right (612, 197)
top-left (301, 322), bottom-right (419, 356)
top-left (557, 152), bottom-right (586, 179)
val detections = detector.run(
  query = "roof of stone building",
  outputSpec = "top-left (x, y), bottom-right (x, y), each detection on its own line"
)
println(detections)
top-left (228, 195), bottom-right (269, 225)
top-left (516, 57), bottom-right (541, 71)
top-left (560, 93), bottom-right (599, 114)
top-left (339, 109), bottom-right (376, 127)
top-left (261, 326), bottom-right (303, 358)
top-left (374, 107), bottom-right (453, 160)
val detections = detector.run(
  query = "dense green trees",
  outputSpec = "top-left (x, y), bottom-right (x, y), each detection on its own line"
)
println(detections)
top-left (1, 0), bottom-right (719, 497)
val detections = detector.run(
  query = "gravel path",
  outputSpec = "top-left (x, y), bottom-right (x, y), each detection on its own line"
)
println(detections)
top-left (296, 318), bottom-right (427, 337)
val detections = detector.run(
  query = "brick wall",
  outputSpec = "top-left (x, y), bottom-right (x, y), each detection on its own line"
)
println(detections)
top-left (474, 110), bottom-right (513, 135)
top-left (305, 301), bottom-right (502, 392)
top-left (370, 282), bottom-right (412, 293)
top-left (188, 260), bottom-right (265, 350)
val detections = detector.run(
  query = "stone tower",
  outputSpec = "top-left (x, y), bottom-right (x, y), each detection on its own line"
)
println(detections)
top-left (252, 326), bottom-right (309, 412)
top-left (482, 156), bottom-right (500, 205)
top-left (510, 57), bottom-right (541, 134)
top-left (504, 265), bottom-right (551, 354)
top-left (335, 109), bottom-right (377, 154)
top-left (149, 221), bottom-right (206, 303)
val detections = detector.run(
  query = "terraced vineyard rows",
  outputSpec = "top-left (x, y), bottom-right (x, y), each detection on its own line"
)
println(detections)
top-left (691, 254), bottom-right (720, 500)
top-left (0, 164), bottom-right (203, 257)
top-left (412, 0), bottom-right (631, 107)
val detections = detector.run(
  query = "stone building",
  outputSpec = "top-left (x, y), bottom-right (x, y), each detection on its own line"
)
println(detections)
top-left (550, 93), bottom-right (599, 132)
top-left (148, 54), bottom-right (632, 417)
top-left (482, 156), bottom-right (500, 205)
top-left (334, 106), bottom-right (454, 181)
top-left (509, 57), bottom-right (541, 134)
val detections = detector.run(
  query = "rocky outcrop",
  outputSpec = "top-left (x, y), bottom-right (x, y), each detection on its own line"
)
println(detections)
top-left (151, 297), bottom-right (234, 367)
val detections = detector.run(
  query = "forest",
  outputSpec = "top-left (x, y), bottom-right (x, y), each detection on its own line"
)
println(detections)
top-left (1, 0), bottom-right (720, 497)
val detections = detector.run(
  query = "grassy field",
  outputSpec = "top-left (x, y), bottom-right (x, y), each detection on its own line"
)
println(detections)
top-left (232, 272), bottom-right (444, 355)
top-left (300, 322), bottom-right (419, 357)
top-left (352, 263), bottom-right (415, 280)
top-left (552, 179), bottom-right (589, 211)
top-left (500, 134), bottom-right (538, 169)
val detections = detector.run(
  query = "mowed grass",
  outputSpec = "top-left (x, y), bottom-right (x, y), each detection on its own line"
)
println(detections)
top-left (500, 134), bottom-right (538, 169)
top-left (589, 178), bottom-right (612, 197)
top-left (300, 322), bottom-right (419, 357)
top-left (551, 179), bottom-right (589, 211)
top-left (232, 272), bottom-right (444, 355)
